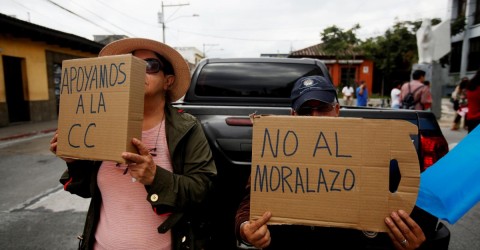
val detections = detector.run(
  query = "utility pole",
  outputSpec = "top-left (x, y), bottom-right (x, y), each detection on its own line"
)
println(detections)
top-left (158, 1), bottom-right (190, 43)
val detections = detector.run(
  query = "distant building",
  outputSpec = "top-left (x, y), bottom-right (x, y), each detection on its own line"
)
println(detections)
top-left (289, 43), bottom-right (374, 93)
top-left (0, 13), bottom-right (102, 126)
top-left (92, 37), bottom-right (203, 72)
top-left (94, 35), bottom-right (128, 45)
top-left (175, 47), bottom-right (204, 72)
top-left (449, 0), bottom-right (480, 80)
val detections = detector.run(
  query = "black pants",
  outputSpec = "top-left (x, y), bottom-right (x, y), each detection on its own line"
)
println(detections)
top-left (467, 119), bottom-right (480, 133)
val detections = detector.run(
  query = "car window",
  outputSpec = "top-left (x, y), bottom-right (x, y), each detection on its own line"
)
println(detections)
top-left (195, 62), bottom-right (324, 98)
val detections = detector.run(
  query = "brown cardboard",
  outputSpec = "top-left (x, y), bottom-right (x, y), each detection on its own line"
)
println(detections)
top-left (250, 115), bottom-right (420, 232)
top-left (56, 55), bottom-right (145, 163)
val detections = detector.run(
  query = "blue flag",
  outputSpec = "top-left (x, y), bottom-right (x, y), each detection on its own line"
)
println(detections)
top-left (416, 126), bottom-right (480, 224)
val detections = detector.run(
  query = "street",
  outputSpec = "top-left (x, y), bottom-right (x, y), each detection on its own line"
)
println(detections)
top-left (0, 127), bottom-right (478, 249)
top-left (0, 134), bottom-right (89, 249)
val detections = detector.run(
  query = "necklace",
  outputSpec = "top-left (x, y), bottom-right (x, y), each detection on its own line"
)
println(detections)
top-left (148, 112), bottom-right (165, 157)
top-left (116, 112), bottom-right (164, 172)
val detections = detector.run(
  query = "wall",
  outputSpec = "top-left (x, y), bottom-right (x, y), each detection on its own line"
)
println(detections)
top-left (0, 35), bottom-right (97, 126)
top-left (327, 60), bottom-right (374, 93)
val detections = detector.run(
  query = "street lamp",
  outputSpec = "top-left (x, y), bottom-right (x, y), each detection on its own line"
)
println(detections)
top-left (158, 1), bottom-right (198, 43)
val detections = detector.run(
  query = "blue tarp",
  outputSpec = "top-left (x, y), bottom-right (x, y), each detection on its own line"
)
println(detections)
top-left (416, 126), bottom-right (480, 224)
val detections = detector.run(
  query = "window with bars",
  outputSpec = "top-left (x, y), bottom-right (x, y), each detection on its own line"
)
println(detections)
top-left (450, 41), bottom-right (462, 73)
top-left (340, 67), bottom-right (356, 86)
top-left (475, 0), bottom-right (480, 25)
top-left (468, 36), bottom-right (480, 71)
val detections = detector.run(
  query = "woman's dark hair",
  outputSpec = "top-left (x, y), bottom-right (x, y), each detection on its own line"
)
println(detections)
top-left (154, 52), bottom-right (175, 76)
top-left (467, 69), bottom-right (480, 91)
top-left (459, 77), bottom-right (469, 89)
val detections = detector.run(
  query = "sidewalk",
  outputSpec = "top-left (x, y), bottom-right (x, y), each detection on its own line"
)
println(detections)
top-left (0, 98), bottom-right (456, 142)
top-left (438, 98), bottom-right (456, 128)
top-left (0, 119), bottom-right (57, 142)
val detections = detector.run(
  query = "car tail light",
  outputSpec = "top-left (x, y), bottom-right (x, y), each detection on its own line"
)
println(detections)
top-left (420, 134), bottom-right (449, 171)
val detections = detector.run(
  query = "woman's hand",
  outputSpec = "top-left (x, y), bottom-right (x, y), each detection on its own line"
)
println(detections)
top-left (121, 138), bottom-right (157, 185)
top-left (385, 210), bottom-right (426, 250)
top-left (49, 131), bottom-right (76, 163)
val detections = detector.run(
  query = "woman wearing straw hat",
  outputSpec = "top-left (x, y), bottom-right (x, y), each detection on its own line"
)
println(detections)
top-left (50, 38), bottom-right (216, 250)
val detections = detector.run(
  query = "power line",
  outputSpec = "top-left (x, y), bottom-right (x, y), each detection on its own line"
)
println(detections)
top-left (44, 0), bottom-right (118, 35)
top-left (171, 28), bottom-right (318, 42)
top-left (96, 0), bottom-right (154, 26)
top-left (8, 0), bottom-right (79, 32)
top-left (46, 0), bottom-right (136, 37)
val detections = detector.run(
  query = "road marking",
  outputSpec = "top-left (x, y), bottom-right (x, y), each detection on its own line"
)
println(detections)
top-left (9, 184), bottom-right (89, 213)
top-left (0, 132), bottom-right (55, 149)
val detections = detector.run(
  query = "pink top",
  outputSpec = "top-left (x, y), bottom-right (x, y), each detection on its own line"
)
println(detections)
top-left (94, 119), bottom-right (173, 250)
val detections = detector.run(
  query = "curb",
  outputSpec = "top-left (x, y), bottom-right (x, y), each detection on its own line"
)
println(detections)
top-left (0, 128), bottom-right (57, 142)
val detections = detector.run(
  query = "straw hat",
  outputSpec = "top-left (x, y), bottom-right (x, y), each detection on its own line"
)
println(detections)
top-left (99, 38), bottom-right (191, 102)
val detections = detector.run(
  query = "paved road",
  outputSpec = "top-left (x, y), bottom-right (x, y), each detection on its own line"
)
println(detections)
top-left (0, 134), bottom-right (89, 249)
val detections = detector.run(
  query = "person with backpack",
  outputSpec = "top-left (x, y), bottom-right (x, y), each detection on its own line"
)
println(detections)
top-left (400, 70), bottom-right (432, 110)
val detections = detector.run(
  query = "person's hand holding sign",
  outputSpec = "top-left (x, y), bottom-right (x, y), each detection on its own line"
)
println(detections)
top-left (385, 210), bottom-right (426, 250)
top-left (49, 131), bottom-right (76, 164)
top-left (121, 138), bottom-right (157, 185)
top-left (240, 211), bottom-right (272, 249)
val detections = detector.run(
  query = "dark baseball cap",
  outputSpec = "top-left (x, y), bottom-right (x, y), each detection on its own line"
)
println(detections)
top-left (290, 75), bottom-right (338, 111)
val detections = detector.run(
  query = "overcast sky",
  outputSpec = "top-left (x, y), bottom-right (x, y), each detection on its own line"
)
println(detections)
top-left (3, 0), bottom-right (450, 58)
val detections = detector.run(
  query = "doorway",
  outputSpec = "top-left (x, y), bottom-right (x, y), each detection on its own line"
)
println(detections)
top-left (2, 56), bottom-right (30, 123)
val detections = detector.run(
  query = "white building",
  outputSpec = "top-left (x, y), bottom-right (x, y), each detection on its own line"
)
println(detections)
top-left (175, 47), bottom-right (204, 72)
top-left (450, 0), bottom-right (480, 81)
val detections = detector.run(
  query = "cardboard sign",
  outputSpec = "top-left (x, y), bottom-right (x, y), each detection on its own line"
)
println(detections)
top-left (57, 55), bottom-right (145, 163)
top-left (250, 115), bottom-right (420, 232)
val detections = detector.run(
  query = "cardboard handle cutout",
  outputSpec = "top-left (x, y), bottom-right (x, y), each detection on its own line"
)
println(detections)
top-left (250, 116), bottom-right (419, 232)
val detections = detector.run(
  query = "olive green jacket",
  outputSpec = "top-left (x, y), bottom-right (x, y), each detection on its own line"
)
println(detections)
top-left (60, 105), bottom-right (217, 250)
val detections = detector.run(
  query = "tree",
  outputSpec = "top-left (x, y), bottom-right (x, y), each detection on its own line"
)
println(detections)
top-left (321, 24), bottom-right (361, 88)
top-left (359, 19), bottom-right (441, 95)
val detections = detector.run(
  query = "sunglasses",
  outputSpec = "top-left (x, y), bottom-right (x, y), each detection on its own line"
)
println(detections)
top-left (145, 58), bottom-right (164, 74)
top-left (296, 104), bottom-right (335, 116)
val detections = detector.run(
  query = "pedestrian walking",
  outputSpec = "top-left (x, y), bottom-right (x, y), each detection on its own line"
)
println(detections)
top-left (466, 69), bottom-right (480, 133)
top-left (451, 77), bottom-right (469, 130)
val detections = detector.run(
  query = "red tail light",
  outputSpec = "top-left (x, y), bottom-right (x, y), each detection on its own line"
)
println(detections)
top-left (420, 135), bottom-right (449, 171)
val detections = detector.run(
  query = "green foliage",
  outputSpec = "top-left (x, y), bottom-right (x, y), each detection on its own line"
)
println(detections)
top-left (359, 18), bottom-right (442, 76)
top-left (321, 24), bottom-right (361, 61)
top-left (360, 21), bottom-right (416, 74)
top-left (451, 16), bottom-right (466, 36)
top-left (320, 24), bottom-right (361, 88)
top-left (319, 19), bottom-right (445, 94)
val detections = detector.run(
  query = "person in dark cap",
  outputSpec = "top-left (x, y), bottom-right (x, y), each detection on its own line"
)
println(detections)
top-left (290, 75), bottom-right (340, 116)
top-left (235, 75), bottom-right (426, 250)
